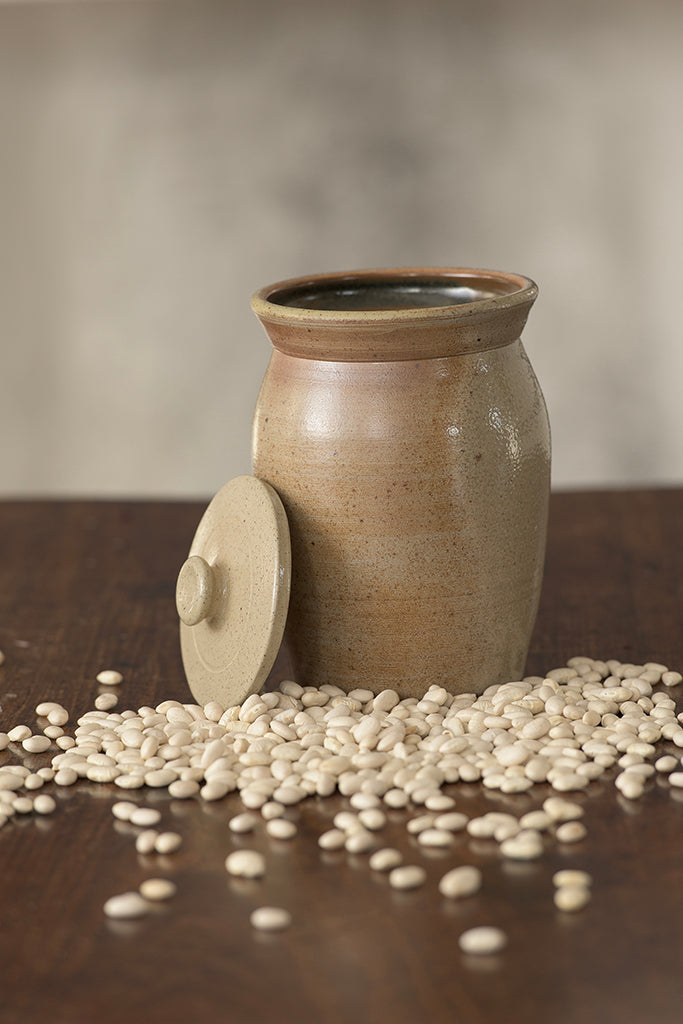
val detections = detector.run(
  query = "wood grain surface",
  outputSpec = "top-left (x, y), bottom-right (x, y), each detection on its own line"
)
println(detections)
top-left (0, 492), bottom-right (681, 1024)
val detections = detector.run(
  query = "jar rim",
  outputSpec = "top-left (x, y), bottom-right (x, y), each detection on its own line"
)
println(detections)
top-left (251, 267), bottom-right (537, 326)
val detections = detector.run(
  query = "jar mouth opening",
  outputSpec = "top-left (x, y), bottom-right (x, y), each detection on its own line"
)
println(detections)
top-left (252, 267), bottom-right (537, 324)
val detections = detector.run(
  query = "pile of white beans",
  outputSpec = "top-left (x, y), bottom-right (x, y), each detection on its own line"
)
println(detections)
top-left (1, 654), bottom-right (682, 947)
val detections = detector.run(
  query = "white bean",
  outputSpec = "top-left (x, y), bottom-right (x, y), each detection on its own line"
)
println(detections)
top-left (229, 812), bottom-right (259, 834)
top-left (47, 706), bottom-right (69, 727)
top-left (556, 821), bottom-right (587, 843)
top-left (519, 810), bottom-right (552, 832)
top-left (458, 926), bottom-right (507, 955)
top-left (97, 670), bottom-right (123, 686)
top-left (139, 878), bottom-right (177, 901)
top-left (130, 807), bottom-right (162, 827)
top-left (115, 774), bottom-right (145, 790)
top-left (318, 829), bottom-right (346, 851)
top-left (261, 801), bottom-right (286, 820)
top-left (439, 866), bottom-right (482, 899)
top-left (433, 811), bottom-right (468, 832)
top-left (407, 814), bottom-right (435, 835)
top-left (424, 793), bottom-right (456, 812)
top-left (554, 885), bottom-right (591, 911)
top-left (12, 796), bottom-right (34, 814)
top-left (266, 818), bottom-right (297, 840)
top-left (8, 725), bottom-right (31, 742)
top-left (22, 734), bottom-right (52, 754)
top-left (155, 831), bottom-right (182, 854)
top-left (33, 794), bottom-right (56, 814)
top-left (500, 831), bottom-right (543, 860)
top-left (104, 892), bottom-right (150, 918)
top-left (369, 848), bottom-right (403, 872)
top-left (96, 693), bottom-right (119, 711)
top-left (112, 801), bottom-right (138, 821)
top-left (168, 779), bottom-right (200, 799)
top-left (135, 829), bottom-right (159, 854)
top-left (417, 828), bottom-right (453, 848)
top-left (345, 830), bottom-right (375, 853)
top-left (542, 797), bottom-right (584, 822)
top-left (225, 850), bottom-right (266, 878)
top-left (553, 869), bottom-right (592, 888)
top-left (388, 865), bottom-right (427, 890)
top-left (358, 808), bottom-right (386, 831)
top-left (145, 769), bottom-right (177, 789)
top-left (250, 906), bottom-right (291, 931)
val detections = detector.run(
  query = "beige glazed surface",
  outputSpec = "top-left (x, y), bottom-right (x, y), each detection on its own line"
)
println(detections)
top-left (251, 268), bottom-right (551, 698)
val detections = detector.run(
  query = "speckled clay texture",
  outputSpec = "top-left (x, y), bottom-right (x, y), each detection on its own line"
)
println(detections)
top-left (178, 475), bottom-right (291, 708)
top-left (251, 268), bottom-right (550, 698)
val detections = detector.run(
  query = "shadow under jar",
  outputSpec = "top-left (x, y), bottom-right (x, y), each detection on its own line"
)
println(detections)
top-left (251, 267), bottom-right (550, 699)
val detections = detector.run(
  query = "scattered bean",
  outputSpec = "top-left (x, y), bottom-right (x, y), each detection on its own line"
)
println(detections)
top-left (261, 801), bottom-right (286, 821)
top-left (266, 818), bottom-right (297, 840)
top-left (130, 807), bottom-right (162, 828)
top-left (554, 885), bottom-right (591, 912)
top-left (139, 878), bottom-right (177, 901)
top-left (112, 801), bottom-right (138, 821)
top-left (417, 828), bottom-right (453, 848)
top-left (439, 866), bottom-right (482, 899)
top-left (434, 812), bottom-right (468, 832)
top-left (225, 850), bottom-right (266, 878)
top-left (155, 832), bottom-right (182, 854)
top-left (458, 926), bottom-right (507, 955)
top-left (54, 768), bottom-right (78, 787)
top-left (250, 906), bottom-right (291, 931)
top-left (229, 812), bottom-right (259, 834)
top-left (97, 670), bottom-right (123, 686)
top-left (369, 848), bottom-right (403, 872)
top-left (168, 779), bottom-right (200, 799)
top-left (8, 725), bottom-right (31, 743)
top-left (33, 794), bottom-right (56, 814)
top-left (95, 693), bottom-right (119, 711)
top-left (500, 830), bottom-right (544, 860)
top-left (318, 829), bottom-right (346, 851)
top-left (135, 830), bottom-right (159, 854)
top-left (345, 830), bottom-right (375, 853)
top-left (388, 865), bottom-right (427, 890)
top-left (104, 892), bottom-right (150, 919)
top-left (556, 821), bottom-right (587, 843)
top-left (543, 798), bottom-right (584, 822)
top-left (553, 870), bottom-right (592, 889)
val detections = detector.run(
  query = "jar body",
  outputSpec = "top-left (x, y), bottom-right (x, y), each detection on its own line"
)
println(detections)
top-left (252, 335), bottom-right (550, 698)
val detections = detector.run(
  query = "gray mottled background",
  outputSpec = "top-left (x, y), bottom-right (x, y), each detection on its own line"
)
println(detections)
top-left (1, 0), bottom-right (682, 497)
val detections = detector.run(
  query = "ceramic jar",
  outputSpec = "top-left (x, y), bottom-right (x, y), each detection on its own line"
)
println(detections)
top-left (251, 268), bottom-right (550, 698)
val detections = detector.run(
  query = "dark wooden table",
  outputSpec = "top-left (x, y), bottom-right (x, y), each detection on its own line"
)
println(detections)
top-left (0, 491), bottom-right (681, 1024)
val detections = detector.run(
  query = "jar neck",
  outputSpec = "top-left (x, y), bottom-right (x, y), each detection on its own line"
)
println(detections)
top-left (251, 267), bottom-right (537, 363)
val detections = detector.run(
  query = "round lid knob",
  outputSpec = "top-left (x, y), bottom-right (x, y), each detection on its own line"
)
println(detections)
top-left (176, 555), bottom-right (216, 626)
top-left (177, 475), bottom-right (291, 709)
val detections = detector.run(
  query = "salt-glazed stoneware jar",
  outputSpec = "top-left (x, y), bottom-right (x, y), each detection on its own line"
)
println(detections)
top-left (250, 267), bottom-right (551, 700)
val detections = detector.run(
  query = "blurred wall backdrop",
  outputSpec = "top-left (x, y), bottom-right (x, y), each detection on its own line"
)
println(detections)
top-left (1, 0), bottom-right (682, 497)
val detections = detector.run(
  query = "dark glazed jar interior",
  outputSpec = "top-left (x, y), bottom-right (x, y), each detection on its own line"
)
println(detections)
top-left (269, 276), bottom-right (498, 312)
top-left (263, 269), bottom-right (530, 314)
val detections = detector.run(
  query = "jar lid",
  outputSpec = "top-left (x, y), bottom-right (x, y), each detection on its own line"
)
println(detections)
top-left (177, 475), bottom-right (291, 709)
